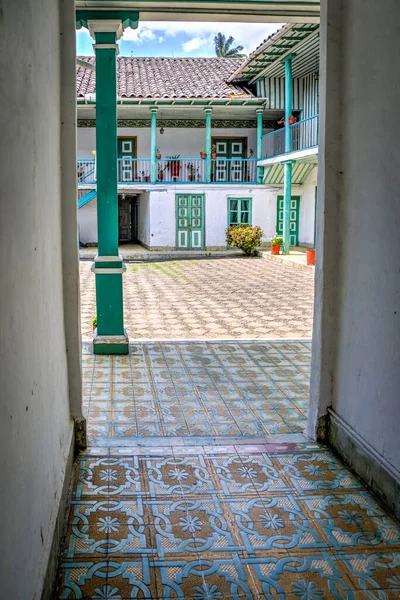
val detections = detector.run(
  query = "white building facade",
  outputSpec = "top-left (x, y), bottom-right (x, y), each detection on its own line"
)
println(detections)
top-left (77, 27), bottom-right (319, 251)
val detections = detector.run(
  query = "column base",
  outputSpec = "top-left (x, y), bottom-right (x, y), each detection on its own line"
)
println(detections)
top-left (93, 328), bottom-right (129, 355)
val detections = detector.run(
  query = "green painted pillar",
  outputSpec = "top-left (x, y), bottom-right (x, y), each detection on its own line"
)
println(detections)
top-left (282, 54), bottom-right (295, 254)
top-left (282, 160), bottom-right (294, 254)
top-left (150, 108), bottom-right (158, 184)
top-left (256, 108), bottom-right (264, 183)
top-left (90, 22), bottom-right (128, 354)
top-left (204, 108), bottom-right (212, 183)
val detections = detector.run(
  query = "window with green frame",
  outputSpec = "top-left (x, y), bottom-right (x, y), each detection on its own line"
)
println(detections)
top-left (228, 197), bottom-right (252, 226)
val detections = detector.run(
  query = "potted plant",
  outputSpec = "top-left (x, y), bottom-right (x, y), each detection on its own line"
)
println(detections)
top-left (270, 233), bottom-right (283, 255)
top-left (92, 316), bottom-right (97, 331)
top-left (200, 148), bottom-right (207, 159)
top-left (166, 155), bottom-right (181, 178)
top-left (141, 170), bottom-right (150, 182)
top-left (157, 163), bottom-right (165, 182)
top-left (211, 144), bottom-right (217, 159)
top-left (288, 115), bottom-right (297, 125)
top-left (187, 163), bottom-right (199, 182)
top-left (156, 148), bottom-right (161, 159)
top-left (306, 248), bottom-right (315, 265)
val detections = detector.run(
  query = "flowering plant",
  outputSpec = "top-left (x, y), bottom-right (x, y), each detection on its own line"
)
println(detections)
top-left (226, 224), bottom-right (264, 256)
top-left (270, 233), bottom-right (283, 245)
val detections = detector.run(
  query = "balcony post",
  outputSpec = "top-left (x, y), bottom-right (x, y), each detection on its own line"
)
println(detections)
top-left (204, 108), bottom-right (212, 183)
top-left (256, 108), bottom-right (264, 183)
top-left (89, 19), bottom-right (128, 354)
top-left (150, 107), bottom-right (158, 184)
top-left (282, 54), bottom-right (295, 254)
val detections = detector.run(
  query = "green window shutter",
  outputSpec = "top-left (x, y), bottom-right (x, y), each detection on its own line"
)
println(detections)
top-left (228, 198), bottom-right (252, 227)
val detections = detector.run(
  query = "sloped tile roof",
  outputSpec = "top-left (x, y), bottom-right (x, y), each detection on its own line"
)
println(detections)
top-left (76, 56), bottom-right (252, 99)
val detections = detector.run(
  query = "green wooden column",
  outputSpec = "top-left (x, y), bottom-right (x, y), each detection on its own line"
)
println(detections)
top-left (256, 108), bottom-right (264, 183)
top-left (204, 108), bottom-right (212, 183)
top-left (150, 107), bottom-right (158, 184)
top-left (90, 21), bottom-right (128, 354)
top-left (282, 54), bottom-right (295, 254)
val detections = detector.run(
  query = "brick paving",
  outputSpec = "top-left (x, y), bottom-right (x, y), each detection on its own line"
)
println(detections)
top-left (80, 257), bottom-right (314, 340)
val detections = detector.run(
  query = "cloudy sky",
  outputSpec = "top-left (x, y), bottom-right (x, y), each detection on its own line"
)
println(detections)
top-left (77, 21), bottom-right (284, 57)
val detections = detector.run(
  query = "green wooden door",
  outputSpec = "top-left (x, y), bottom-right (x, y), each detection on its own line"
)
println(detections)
top-left (118, 138), bottom-right (136, 182)
top-left (214, 139), bottom-right (245, 182)
top-left (176, 194), bottom-right (205, 250)
top-left (276, 195), bottom-right (300, 246)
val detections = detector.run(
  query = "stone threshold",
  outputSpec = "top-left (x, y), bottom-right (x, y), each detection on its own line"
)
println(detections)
top-left (257, 248), bottom-right (315, 272)
top-left (80, 248), bottom-right (246, 261)
top-left (85, 433), bottom-right (311, 453)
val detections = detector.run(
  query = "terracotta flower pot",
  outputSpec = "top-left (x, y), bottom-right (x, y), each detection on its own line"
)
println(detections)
top-left (306, 249), bottom-right (315, 265)
top-left (170, 164), bottom-right (180, 177)
top-left (200, 153), bottom-right (206, 159)
top-left (156, 154), bottom-right (161, 159)
top-left (211, 153), bottom-right (217, 159)
top-left (288, 117), bottom-right (296, 125)
top-left (271, 243), bottom-right (280, 255)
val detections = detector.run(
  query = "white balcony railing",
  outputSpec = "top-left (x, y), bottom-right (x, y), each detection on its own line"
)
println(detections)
top-left (77, 157), bottom-right (259, 185)
top-left (262, 114), bottom-right (319, 160)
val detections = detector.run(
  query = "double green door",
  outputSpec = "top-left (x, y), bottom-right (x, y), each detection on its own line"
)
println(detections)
top-left (214, 139), bottom-right (245, 182)
top-left (276, 195), bottom-right (300, 246)
top-left (176, 194), bottom-right (205, 250)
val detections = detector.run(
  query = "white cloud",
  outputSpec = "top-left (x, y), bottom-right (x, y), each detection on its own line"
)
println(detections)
top-left (123, 21), bottom-right (284, 55)
top-left (182, 36), bottom-right (207, 52)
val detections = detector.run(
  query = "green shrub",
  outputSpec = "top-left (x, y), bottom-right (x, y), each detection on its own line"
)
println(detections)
top-left (226, 224), bottom-right (264, 256)
top-left (92, 316), bottom-right (97, 328)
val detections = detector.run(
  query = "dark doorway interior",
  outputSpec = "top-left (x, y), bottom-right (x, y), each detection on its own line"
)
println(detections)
top-left (118, 194), bottom-right (138, 243)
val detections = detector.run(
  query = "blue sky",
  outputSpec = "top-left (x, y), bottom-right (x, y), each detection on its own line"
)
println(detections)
top-left (77, 21), bottom-right (284, 57)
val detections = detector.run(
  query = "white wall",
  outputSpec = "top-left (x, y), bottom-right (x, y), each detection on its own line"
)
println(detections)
top-left (310, 0), bottom-right (400, 476)
top-left (298, 167), bottom-right (318, 246)
top-left (0, 0), bottom-right (78, 597)
top-left (80, 184), bottom-right (277, 248)
top-left (80, 196), bottom-right (98, 244)
top-left (78, 126), bottom-right (259, 158)
top-left (135, 185), bottom-right (274, 249)
top-left (137, 192), bottom-right (151, 246)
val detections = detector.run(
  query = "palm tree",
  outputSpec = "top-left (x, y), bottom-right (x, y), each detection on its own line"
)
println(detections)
top-left (214, 33), bottom-right (245, 58)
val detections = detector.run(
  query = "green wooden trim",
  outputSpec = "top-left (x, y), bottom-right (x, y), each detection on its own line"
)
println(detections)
top-left (76, 10), bottom-right (139, 30)
top-left (205, 110), bottom-right (212, 183)
top-left (150, 109), bottom-right (157, 183)
top-left (313, 184), bottom-right (317, 248)
top-left (227, 197), bottom-right (253, 227)
top-left (175, 193), bottom-right (205, 250)
top-left (78, 119), bottom-right (278, 129)
top-left (94, 342), bottom-right (129, 355)
top-left (277, 193), bottom-right (300, 248)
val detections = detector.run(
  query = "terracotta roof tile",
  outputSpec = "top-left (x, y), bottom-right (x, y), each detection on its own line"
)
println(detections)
top-left (76, 56), bottom-right (252, 99)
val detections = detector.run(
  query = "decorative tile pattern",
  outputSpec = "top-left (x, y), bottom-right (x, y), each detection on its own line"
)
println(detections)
top-left (80, 258), bottom-right (314, 341)
top-left (56, 443), bottom-right (400, 599)
top-left (83, 340), bottom-right (311, 443)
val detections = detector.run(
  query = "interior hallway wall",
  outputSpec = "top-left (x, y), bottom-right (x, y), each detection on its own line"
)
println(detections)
top-left (310, 0), bottom-right (400, 515)
top-left (0, 0), bottom-right (81, 596)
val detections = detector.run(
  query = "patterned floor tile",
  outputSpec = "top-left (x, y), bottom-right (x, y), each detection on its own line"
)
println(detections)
top-left (56, 445), bottom-right (400, 599)
top-left (83, 341), bottom-right (312, 441)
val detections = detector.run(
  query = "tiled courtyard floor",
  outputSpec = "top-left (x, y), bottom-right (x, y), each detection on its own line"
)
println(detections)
top-left (56, 442), bottom-right (400, 599)
top-left (83, 340), bottom-right (311, 445)
top-left (80, 257), bottom-right (314, 340)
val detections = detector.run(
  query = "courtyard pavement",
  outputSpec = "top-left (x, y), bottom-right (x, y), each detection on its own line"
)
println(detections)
top-left (80, 257), bottom-right (314, 340)
top-left (83, 340), bottom-right (311, 445)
